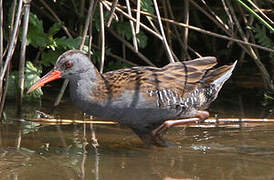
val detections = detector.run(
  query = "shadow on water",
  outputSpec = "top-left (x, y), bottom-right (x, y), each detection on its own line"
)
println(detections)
top-left (1, 88), bottom-right (274, 180)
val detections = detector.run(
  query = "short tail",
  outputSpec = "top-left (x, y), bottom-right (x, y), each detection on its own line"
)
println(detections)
top-left (203, 60), bottom-right (237, 87)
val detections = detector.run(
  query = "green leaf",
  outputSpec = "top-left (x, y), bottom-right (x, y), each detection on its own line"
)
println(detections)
top-left (136, 32), bottom-right (148, 48)
top-left (27, 13), bottom-right (49, 48)
top-left (116, 22), bottom-right (133, 40)
top-left (7, 61), bottom-right (43, 100)
top-left (25, 61), bottom-right (43, 98)
top-left (141, 0), bottom-right (155, 14)
top-left (55, 36), bottom-right (81, 49)
top-left (253, 24), bottom-right (274, 62)
top-left (40, 49), bottom-right (64, 66)
top-left (48, 22), bottom-right (63, 37)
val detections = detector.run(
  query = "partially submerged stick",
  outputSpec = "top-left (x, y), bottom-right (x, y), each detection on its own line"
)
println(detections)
top-left (25, 117), bottom-right (274, 125)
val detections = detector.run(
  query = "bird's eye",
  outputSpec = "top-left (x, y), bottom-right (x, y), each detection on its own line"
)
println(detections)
top-left (65, 61), bottom-right (73, 68)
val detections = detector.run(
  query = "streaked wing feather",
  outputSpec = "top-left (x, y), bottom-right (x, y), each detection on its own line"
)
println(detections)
top-left (102, 57), bottom-right (217, 106)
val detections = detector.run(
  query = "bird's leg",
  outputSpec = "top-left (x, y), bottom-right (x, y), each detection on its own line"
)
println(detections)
top-left (130, 127), bottom-right (172, 147)
top-left (152, 111), bottom-right (209, 137)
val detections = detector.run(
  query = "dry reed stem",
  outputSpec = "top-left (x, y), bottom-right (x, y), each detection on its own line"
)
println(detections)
top-left (153, 0), bottom-right (174, 63)
top-left (17, 0), bottom-right (31, 115)
top-left (107, 0), bottom-right (119, 27)
top-left (125, 0), bottom-right (138, 52)
top-left (99, 2), bottom-right (105, 74)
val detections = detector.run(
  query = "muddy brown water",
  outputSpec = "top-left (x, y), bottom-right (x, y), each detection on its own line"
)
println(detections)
top-left (1, 90), bottom-right (274, 180)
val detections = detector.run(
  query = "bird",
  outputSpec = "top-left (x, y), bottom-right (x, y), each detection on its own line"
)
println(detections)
top-left (28, 50), bottom-right (237, 147)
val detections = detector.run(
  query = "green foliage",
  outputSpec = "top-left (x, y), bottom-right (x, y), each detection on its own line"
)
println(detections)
top-left (91, 47), bottom-right (111, 65)
top-left (26, 13), bottom-right (81, 66)
top-left (7, 61), bottom-right (43, 100)
top-left (141, 0), bottom-right (155, 14)
top-left (253, 25), bottom-right (274, 49)
top-left (136, 32), bottom-right (148, 48)
top-left (27, 13), bottom-right (49, 48)
top-left (93, 9), bottom-right (110, 32)
top-left (253, 24), bottom-right (274, 62)
top-left (115, 22), bottom-right (148, 48)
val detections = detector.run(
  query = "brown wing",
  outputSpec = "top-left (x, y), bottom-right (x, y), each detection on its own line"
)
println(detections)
top-left (101, 57), bottom-right (217, 101)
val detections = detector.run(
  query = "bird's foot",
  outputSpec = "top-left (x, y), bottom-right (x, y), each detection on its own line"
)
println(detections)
top-left (152, 110), bottom-right (209, 137)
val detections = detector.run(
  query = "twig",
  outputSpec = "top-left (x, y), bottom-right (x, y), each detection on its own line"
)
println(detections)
top-left (17, 0), bottom-right (31, 115)
top-left (166, 0), bottom-right (186, 58)
top-left (9, 0), bottom-right (18, 38)
top-left (90, 36), bottom-right (138, 66)
top-left (0, 0), bottom-right (23, 81)
top-left (109, 29), bottom-right (155, 66)
top-left (153, 0), bottom-right (174, 63)
top-left (111, 1), bottom-right (274, 53)
top-left (0, 0), bottom-right (22, 120)
top-left (136, 0), bottom-right (141, 33)
top-left (99, 0), bottom-right (118, 20)
top-left (222, 0), bottom-right (234, 48)
top-left (0, 0), bottom-right (3, 106)
top-left (125, 0), bottom-right (138, 52)
top-left (108, 4), bottom-right (162, 40)
top-left (195, 0), bottom-right (230, 31)
top-left (25, 117), bottom-right (274, 125)
top-left (79, 0), bottom-right (96, 50)
top-left (235, 0), bottom-right (274, 32)
top-left (106, 0), bottom-right (118, 27)
top-left (227, 0), bottom-right (273, 90)
top-left (222, 0), bottom-right (234, 30)
top-left (183, 0), bottom-right (190, 59)
top-left (39, 0), bottom-right (72, 38)
top-left (162, 17), bottom-right (274, 53)
top-left (163, 0), bottom-right (171, 50)
top-left (88, 0), bottom-right (98, 58)
top-left (99, 2), bottom-right (105, 74)
top-left (0, 62), bottom-right (12, 120)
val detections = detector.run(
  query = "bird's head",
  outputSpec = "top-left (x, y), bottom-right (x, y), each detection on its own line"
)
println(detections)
top-left (27, 50), bottom-right (93, 94)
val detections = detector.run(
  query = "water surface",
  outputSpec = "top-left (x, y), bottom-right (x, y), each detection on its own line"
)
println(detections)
top-left (2, 91), bottom-right (274, 180)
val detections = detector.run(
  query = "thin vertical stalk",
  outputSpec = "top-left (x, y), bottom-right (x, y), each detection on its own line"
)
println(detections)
top-left (79, 0), bottom-right (96, 50)
top-left (88, 16), bottom-right (94, 59)
top-left (152, 0), bottom-right (174, 63)
top-left (17, 0), bottom-right (31, 115)
top-left (107, 0), bottom-right (118, 27)
top-left (135, 0), bottom-right (141, 33)
top-left (107, 3), bottom-right (162, 39)
top-left (125, 0), bottom-right (138, 52)
top-left (0, 0), bottom-right (23, 84)
top-left (183, 0), bottom-right (190, 59)
top-left (163, 0), bottom-right (171, 47)
top-left (0, 0), bottom-right (3, 106)
top-left (99, 2), bottom-right (105, 74)
top-left (9, 0), bottom-right (17, 38)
